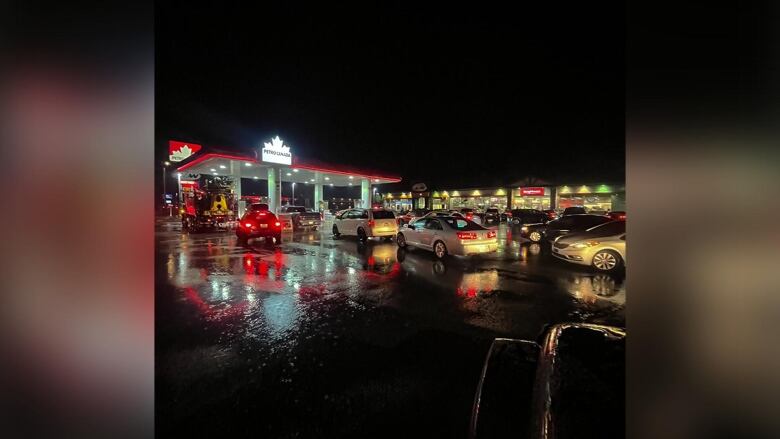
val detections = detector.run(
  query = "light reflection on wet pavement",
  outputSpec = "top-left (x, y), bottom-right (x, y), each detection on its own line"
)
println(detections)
top-left (156, 219), bottom-right (624, 438)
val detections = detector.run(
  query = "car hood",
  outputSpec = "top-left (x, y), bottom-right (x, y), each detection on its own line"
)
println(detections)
top-left (555, 232), bottom-right (592, 244)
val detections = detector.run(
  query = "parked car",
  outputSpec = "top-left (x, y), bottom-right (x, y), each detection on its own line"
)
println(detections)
top-left (543, 209), bottom-right (558, 220)
top-left (551, 220), bottom-right (626, 272)
top-left (396, 216), bottom-right (497, 258)
top-left (397, 208), bottom-right (430, 226)
top-left (520, 214), bottom-right (612, 243)
top-left (458, 208), bottom-right (483, 225)
top-left (236, 203), bottom-right (283, 245)
top-left (509, 208), bottom-right (547, 226)
top-left (588, 209), bottom-right (608, 216)
top-left (502, 209), bottom-right (513, 222)
top-left (332, 208), bottom-right (398, 242)
top-left (469, 323), bottom-right (625, 439)
top-left (561, 206), bottom-right (587, 216)
top-left (607, 211), bottom-right (626, 221)
top-left (483, 208), bottom-right (501, 225)
top-left (277, 205), bottom-right (322, 230)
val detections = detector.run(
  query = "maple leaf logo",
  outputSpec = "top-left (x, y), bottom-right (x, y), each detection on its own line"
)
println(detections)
top-left (177, 144), bottom-right (193, 157)
top-left (263, 136), bottom-right (290, 153)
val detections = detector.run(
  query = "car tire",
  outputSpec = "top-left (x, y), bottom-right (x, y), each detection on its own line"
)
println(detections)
top-left (332, 225), bottom-right (341, 238)
top-left (529, 231), bottom-right (542, 242)
top-left (433, 240), bottom-right (448, 259)
top-left (357, 228), bottom-right (368, 243)
top-left (397, 233), bottom-right (407, 248)
top-left (592, 250), bottom-right (623, 272)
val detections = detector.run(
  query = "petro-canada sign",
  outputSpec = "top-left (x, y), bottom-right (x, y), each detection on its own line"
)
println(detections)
top-left (169, 140), bottom-right (202, 162)
top-left (261, 136), bottom-right (292, 165)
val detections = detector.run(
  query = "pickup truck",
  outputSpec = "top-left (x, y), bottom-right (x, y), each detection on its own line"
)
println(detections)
top-left (277, 205), bottom-right (322, 231)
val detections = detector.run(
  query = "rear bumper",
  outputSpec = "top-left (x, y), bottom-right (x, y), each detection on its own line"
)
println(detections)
top-left (368, 228), bottom-right (398, 237)
top-left (452, 240), bottom-right (498, 256)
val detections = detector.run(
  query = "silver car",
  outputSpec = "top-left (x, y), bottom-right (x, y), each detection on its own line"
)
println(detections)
top-left (551, 220), bottom-right (626, 272)
top-left (396, 216), bottom-right (497, 258)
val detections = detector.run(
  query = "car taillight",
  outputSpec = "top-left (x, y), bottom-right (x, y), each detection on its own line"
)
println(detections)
top-left (244, 222), bottom-right (253, 228)
top-left (368, 220), bottom-right (375, 227)
top-left (506, 212), bottom-right (512, 217)
top-left (275, 221), bottom-right (281, 227)
top-left (457, 231), bottom-right (477, 240)
top-left (466, 214), bottom-right (473, 220)
top-left (487, 230), bottom-right (496, 238)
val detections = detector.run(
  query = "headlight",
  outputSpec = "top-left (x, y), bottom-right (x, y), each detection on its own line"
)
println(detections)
top-left (521, 226), bottom-right (528, 232)
top-left (571, 241), bottom-right (600, 249)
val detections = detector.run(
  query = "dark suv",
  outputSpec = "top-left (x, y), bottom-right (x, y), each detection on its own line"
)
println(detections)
top-left (509, 209), bottom-right (547, 226)
top-left (521, 214), bottom-right (611, 243)
top-left (562, 206), bottom-right (587, 216)
top-left (483, 208), bottom-right (501, 225)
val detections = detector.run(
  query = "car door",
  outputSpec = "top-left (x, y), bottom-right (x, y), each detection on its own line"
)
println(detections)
top-left (405, 218), bottom-right (427, 245)
top-left (420, 218), bottom-right (444, 248)
top-left (339, 209), bottom-right (357, 235)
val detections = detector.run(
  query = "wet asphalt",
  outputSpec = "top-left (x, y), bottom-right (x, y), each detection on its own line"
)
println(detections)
top-left (155, 217), bottom-right (624, 438)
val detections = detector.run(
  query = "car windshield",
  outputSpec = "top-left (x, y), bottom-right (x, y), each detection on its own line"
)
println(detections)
top-left (371, 210), bottom-right (395, 219)
top-left (286, 206), bottom-right (306, 213)
top-left (586, 220), bottom-right (626, 236)
top-left (442, 217), bottom-right (484, 230)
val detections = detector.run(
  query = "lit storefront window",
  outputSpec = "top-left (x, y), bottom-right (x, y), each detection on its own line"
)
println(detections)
top-left (556, 184), bottom-right (625, 212)
top-left (513, 187), bottom-right (551, 210)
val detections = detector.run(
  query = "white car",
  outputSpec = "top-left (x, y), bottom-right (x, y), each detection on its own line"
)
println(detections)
top-left (397, 216), bottom-right (497, 258)
top-left (332, 208), bottom-right (398, 242)
top-left (551, 220), bottom-right (626, 272)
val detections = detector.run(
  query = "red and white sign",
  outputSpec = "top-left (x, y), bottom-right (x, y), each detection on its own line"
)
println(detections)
top-left (169, 140), bottom-right (202, 162)
top-left (520, 187), bottom-right (545, 196)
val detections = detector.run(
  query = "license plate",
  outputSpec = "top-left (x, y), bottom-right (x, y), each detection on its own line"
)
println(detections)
top-left (308, 221), bottom-right (314, 224)
top-left (260, 224), bottom-right (268, 228)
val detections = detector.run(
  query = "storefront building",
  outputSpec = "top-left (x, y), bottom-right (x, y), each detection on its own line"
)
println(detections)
top-left (511, 186), bottom-right (552, 210)
top-left (555, 183), bottom-right (626, 211)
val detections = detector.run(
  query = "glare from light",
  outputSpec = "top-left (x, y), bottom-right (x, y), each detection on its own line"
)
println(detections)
top-left (253, 176), bottom-right (259, 179)
top-left (210, 168), bottom-right (216, 172)
top-left (220, 165), bottom-right (227, 169)
top-left (325, 177), bottom-right (330, 180)
top-left (330, 183), bottom-right (334, 186)
top-left (245, 162), bottom-right (252, 167)
top-left (348, 176), bottom-right (353, 179)
top-left (286, 172), bottom-right (292, 176)
top-left (293, 169), bottom-right (299, 172)
top-left (374, 179), bottom-right (379, 182)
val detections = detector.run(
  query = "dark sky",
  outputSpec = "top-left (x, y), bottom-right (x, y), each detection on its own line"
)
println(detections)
top-left (157, 2), bottom-right (624, 190)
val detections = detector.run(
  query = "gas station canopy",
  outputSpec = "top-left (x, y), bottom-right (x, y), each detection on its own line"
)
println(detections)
top-left (172, 137), bottom-right (401, 214)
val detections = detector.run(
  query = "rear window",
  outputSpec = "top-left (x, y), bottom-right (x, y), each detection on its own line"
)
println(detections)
top-left (460, 208), bottom-right (474, 213)
top-left (442, 217), bottom-right (484, 230)
top-left (286, 206), bottom-right (306, 213)
top-left (574, 215), bottom-right (612, 228)
top-left (486, 209), bottom-right (499, 213)
top-left (371, 210), bottom-right (395, 219)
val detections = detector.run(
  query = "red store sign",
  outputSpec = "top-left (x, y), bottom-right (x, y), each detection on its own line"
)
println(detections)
top-left (520, 187), bottom-right (545, 196)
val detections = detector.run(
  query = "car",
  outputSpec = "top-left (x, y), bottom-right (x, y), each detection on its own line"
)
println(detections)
top-left (561, 206), bottom-right (587, 216)
top-left (542, 209), bottom-right (558, 220)
top-left (332, 208), bottom-right (398, 242)
top-left (397, 208), bottom-right (430, 226)
top-left (483, 208), bottom-right (501, 225)
top-left (607, 211), bottom-right (626, 221)
top-left (236, 203), bottom-right (283, 245)
top-left (551, 220), bottom-right (626, 272)
top-left (458, 208), bottom-right (483, 225)
top-left (469, 323), bottom-right (625, 439)
top-left (396, 216), bottom-right (497, 258)
top-left (588, 209), bottom-right (608, 216)
top-left (520, 214), bottom-right (612, 243)
top-left (277, 205), bottom-right (322, 230)
top-left (509, 208), bottom-right (547, 226)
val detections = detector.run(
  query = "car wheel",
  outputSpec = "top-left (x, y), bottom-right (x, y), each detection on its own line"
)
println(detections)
top-left (592, 250), bottom-right (622, 272)
top-left (432, 260), bottom-right (447, 275)
top-left (357, 228), bottom-right (368, 242)
top-left (332, 225), bottom-right (340, 238)
top-left (397, 233), bottom-right (407, 248)
top-left (433, 240), bottom-right (448, 259)
top-left (529, 231), bottom-right (542, 242)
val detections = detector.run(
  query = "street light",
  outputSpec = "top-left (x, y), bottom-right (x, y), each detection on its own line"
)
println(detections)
top-left (162, 161), bottom-right (172, 216)
top-left (292, 182), bottom-right (296, 205)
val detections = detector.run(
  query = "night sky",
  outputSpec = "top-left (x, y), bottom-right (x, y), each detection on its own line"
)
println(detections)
top-left (157, 2), bottom-right (624, 191)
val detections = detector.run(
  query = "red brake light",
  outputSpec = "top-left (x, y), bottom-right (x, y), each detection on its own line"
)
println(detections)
top-left (466, 214), bottom-right (473, 220)
top-left (368, 219), bottom-right (375, 227)
top-left (457, 231), bottom-right (477, 240)
top-left (487, 230), bottom-right (496, 238)
top-left (244, 222), bottom-right (252, 228)
top-left (258, 212), bottom-right (267, 216)
top-left (275, 221), bottom-right (281, 227)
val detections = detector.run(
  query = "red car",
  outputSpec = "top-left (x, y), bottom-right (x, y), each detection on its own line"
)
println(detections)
top-left (607, 211), bottom-right (626, 221)
top-left (236, 203), bottom-right (283, 245)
